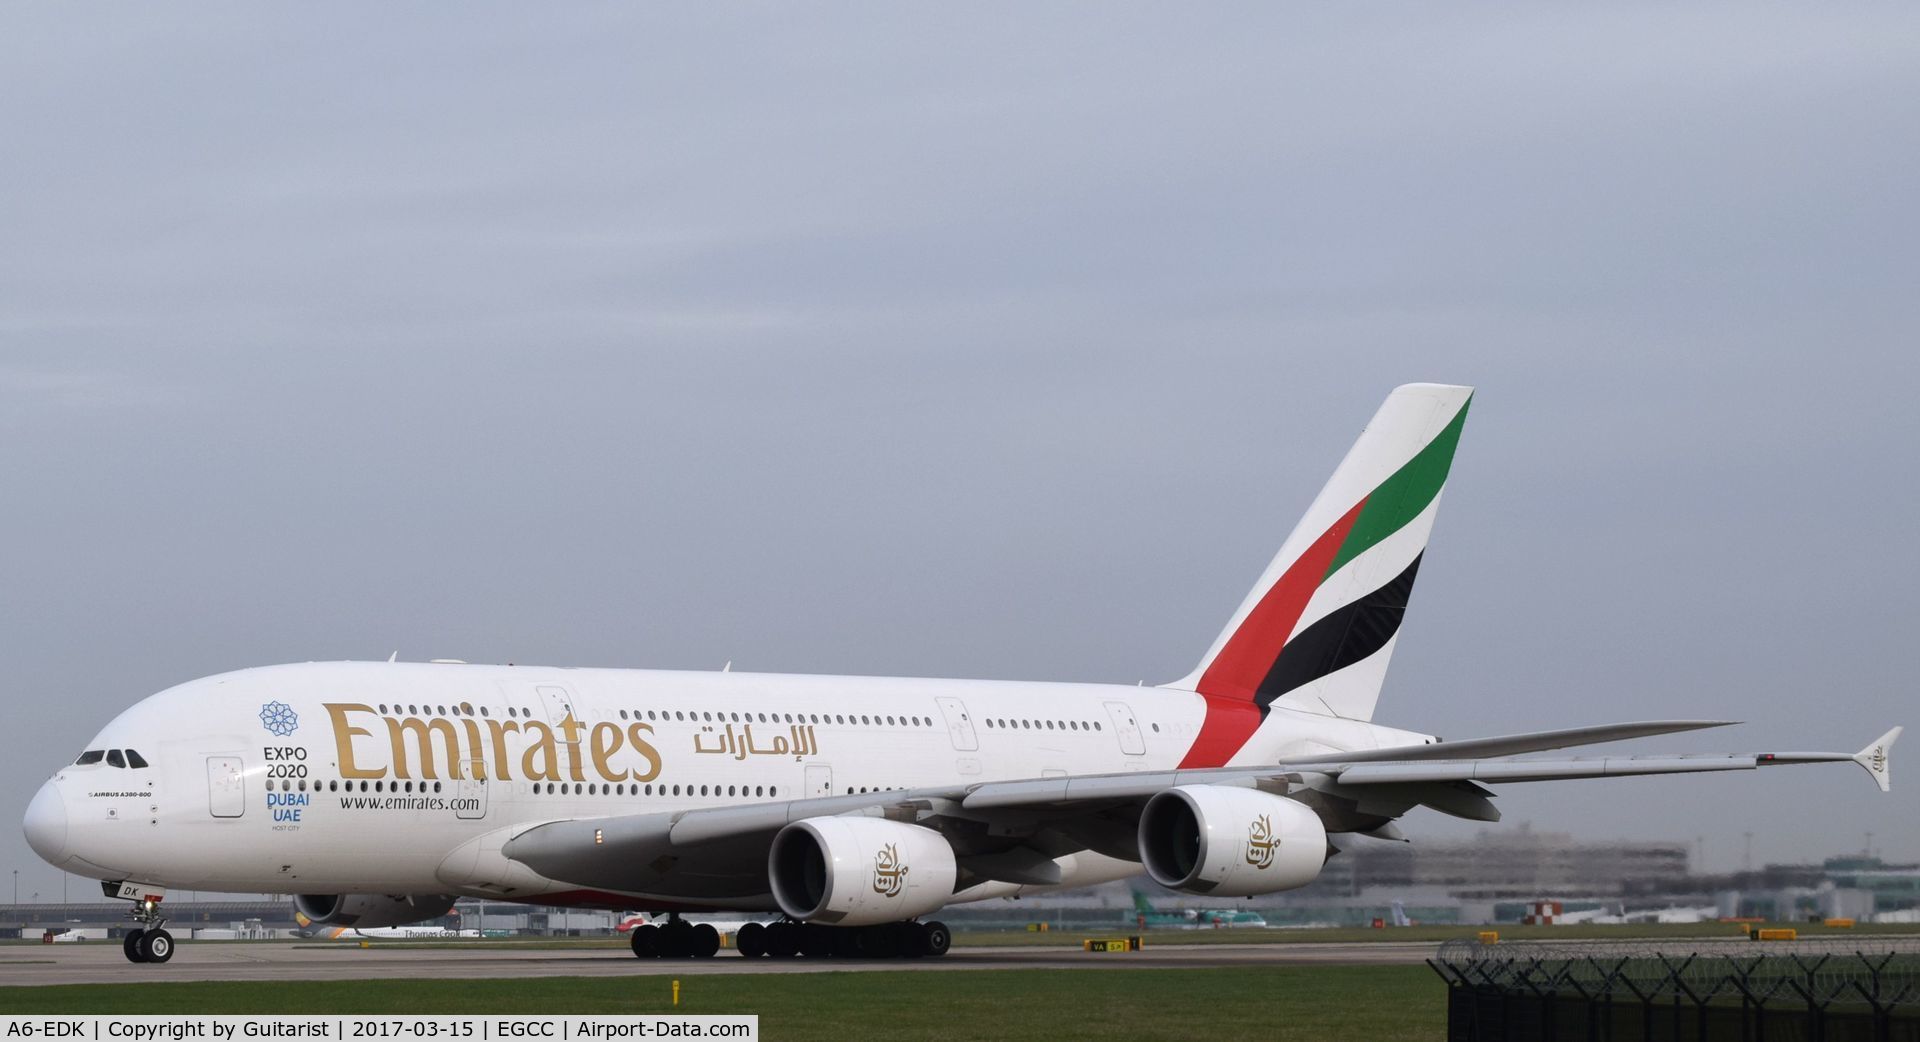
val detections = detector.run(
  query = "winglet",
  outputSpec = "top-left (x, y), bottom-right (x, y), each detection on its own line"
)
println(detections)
top-left (1854, 726), bottom-right (1901, 793)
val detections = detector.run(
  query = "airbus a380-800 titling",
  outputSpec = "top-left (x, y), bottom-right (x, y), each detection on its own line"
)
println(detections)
top-left (23, 384), bottom-right (1901, 965)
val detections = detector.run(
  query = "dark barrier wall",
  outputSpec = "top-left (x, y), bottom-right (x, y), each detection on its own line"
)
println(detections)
top-left (1432, 937), bottom-right (1920, 1042)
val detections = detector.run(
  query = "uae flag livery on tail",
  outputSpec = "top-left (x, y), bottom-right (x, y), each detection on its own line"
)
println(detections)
top-left (1171, 384), bottom-right (1473, 768)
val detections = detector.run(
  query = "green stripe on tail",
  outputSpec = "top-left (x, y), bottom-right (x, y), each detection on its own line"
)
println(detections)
top-left (1323, 393), bottom-right (1471, 580)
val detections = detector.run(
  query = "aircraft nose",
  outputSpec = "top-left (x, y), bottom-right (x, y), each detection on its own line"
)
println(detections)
top-left (23, 781), bottom-right (69, 867)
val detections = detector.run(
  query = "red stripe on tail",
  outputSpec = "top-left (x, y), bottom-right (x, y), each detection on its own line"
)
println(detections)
top-left (1177, 497), bottom-right (1366, 768)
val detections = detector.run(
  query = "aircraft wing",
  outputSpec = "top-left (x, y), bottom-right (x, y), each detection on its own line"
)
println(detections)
top-left (1319, 724), bottom-right (1902, 791)
top-left (1283, 719), bottom-right (1740, 764)
top-left (911, 728), bottom-right (1901, 814)
top-left (502, 725), bottom-right (1898, 894)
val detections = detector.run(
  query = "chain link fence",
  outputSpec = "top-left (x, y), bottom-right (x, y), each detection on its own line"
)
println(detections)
top-left (1430, 936), bottom-right (1920, 1041)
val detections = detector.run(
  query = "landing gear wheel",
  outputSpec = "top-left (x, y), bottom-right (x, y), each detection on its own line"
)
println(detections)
top-left (799, 923), bottom-right (833, 958)
top-left (690, 923), bottom-right (720, 958)
top-left (140, 929), bottom-right (174, 963)
top-left (735, 922), bottom-right (765, 958)
top-left (922, 920), bottom-right (951, 957)
top-left (659, 923), bottom-right (692, 959)
top-left (764, 922), bottom-right (800, 958)
top-left (832, 927), bottom-right (863, 958)
top-left (895, 921), bottom-right (926, 958)
top-left (630, 925), bottom-right (659, 958)
top-left (124, 929), bottom-right (149, 964)
top-left (859, 924), bottom-right (898, 959)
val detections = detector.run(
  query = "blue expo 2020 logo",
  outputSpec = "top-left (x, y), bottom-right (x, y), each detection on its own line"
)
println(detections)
top-left (259, 701), bottom-right (300, 737)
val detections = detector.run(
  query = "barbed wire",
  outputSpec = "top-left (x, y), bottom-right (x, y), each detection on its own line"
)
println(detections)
top-left (1436, 936), bottom-right (1920, 1003)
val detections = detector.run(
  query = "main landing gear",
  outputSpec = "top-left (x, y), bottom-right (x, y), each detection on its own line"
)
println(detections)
top-left (735, 920), bottom-right (951, 960)
top-left (628, 916), bottom-right (722, 959)
top-left (630, 918), bottom-right (950, 960)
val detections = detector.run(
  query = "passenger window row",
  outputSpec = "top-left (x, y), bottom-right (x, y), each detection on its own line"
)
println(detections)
top-left (984, 718), bottom-right (1103, 733)
top-left (377, 702), bottom-right (493, 717)
top-left (524, 781), bottom-right (778, 799)
top-left (623, 709), bottom-right (933, 728)
top-left (368, 702), bottom-right (942, 730)
top-left (293, 778), bottom-right (448, 795)
top-left (276, 776), bottom-right (780, 800)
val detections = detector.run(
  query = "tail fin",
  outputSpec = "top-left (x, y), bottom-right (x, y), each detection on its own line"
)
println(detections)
top-left (1171, 384), bottom-right (1472, 762)
top-left (1131, 891), bottom-right (1155, 915)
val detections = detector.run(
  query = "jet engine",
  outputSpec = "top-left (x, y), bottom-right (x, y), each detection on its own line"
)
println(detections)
top-left (769, 817), bottom-right (957, 927)
top-left (1137, 785), bottom-right (1326, 897)
top-left (294, 893), bottom-right (459, 929)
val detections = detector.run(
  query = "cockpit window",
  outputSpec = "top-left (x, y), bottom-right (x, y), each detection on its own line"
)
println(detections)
top-left (125, 749), bottom-right (150, 769)
top-left (106, 750), bottom-right (126, 768)
top-left (74, 750), bottom-right (105, 765)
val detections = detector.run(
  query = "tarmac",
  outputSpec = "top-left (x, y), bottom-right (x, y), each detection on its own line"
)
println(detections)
top-left (0, 939), bottom-right (1441, 986)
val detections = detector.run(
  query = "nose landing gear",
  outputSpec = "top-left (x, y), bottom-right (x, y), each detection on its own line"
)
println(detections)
top-left (122, 927), bottom-right (174, 964)
top-left (107, 882), bottom-right (174, 964)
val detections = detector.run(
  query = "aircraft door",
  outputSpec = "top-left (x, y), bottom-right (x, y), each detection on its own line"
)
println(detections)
top-left (456, 755), bottom-right (489, 820)
top-left (534, 684), bottom-right (576, 723)
top-left (1103, 702), bottom-right (1147, 756)
top-left (934, 697), bottom-right (979, 751)
top-left (207, 756), bottom-right (245, 818)
top-left (804, 763), bottom-right (832, 799)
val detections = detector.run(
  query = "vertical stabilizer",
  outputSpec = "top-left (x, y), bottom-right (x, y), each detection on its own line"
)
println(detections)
top-left (1171, 384), bottom-right (1472, 766)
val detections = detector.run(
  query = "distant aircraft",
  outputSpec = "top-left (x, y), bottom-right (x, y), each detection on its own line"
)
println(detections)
top-left (23, 384), bottom-right (1902, 966)
top-left (1647, 906), bottom-right (1718, 924)
top-left (295, 911), bottom-right (477, 940)
top-left (1519, 901), bottom-right (1714, 926)
top-left (356, 926), bottom-right (480, 939)
top-left (1130, 890), bottom-right (1267, 929)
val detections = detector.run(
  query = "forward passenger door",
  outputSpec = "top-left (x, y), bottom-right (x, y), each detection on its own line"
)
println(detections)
top-left (207, 756), bottom-right (245, 818)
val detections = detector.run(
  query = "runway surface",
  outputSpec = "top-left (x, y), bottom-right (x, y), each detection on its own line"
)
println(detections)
top-left (0, 940), bottom-right (1440, 986)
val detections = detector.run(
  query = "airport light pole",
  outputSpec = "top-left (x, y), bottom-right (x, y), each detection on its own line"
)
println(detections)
top-left (11, 869), bottom-right (16, 904)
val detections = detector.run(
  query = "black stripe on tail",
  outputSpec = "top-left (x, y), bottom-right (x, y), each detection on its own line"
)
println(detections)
top-left (1255, 553), bottom-right (1423, 707)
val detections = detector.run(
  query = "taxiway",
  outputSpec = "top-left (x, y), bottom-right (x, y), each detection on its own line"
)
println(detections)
top-left (0, 940), bottom-right (1439, 987)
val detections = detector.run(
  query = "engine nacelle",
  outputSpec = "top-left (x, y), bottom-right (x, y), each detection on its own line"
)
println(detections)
top-left (294, 893), bottom-right (459, 929)
top-left (1138, 785), bottom-right (1326, 897)
top-left (769, 817), bottom-right (957, 927)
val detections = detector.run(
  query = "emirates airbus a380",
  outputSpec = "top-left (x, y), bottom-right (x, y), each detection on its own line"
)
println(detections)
top-left (22, 384), bottom-right (1900, 965)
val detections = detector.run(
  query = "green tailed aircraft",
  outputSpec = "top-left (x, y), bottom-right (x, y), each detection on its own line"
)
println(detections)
top-left (1129, 890), bottom-right (1268, 929)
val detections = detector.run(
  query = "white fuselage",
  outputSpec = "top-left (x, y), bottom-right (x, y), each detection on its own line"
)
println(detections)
top-left (27, 661), bottom-right (1426, 912)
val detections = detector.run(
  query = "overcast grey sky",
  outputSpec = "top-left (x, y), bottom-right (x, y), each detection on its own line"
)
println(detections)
top-left (3, 5), bottom-right (1916, 901)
